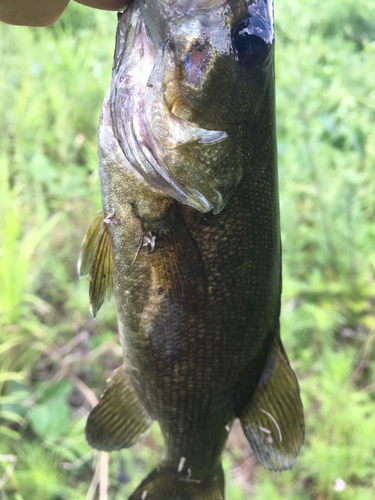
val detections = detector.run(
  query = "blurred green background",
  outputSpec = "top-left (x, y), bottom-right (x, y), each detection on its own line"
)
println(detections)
top-left (1, 0), bottom-right (375, 498)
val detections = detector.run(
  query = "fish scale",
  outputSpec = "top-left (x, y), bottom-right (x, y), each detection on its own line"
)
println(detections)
top-left (79, 0), bottom-right (304, 498)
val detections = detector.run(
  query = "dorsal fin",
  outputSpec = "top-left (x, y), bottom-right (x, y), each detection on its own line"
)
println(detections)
top-left (86, 366), bottom-right (153, 451)
top-left (239, 334), bottom-right (304, 471)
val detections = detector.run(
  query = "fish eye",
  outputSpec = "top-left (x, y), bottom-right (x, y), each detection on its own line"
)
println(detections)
top-left (232, 17), bottom-right (273, 66)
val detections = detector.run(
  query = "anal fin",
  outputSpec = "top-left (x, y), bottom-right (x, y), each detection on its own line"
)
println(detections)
top-left (77, 210), bottom-right (104, 278)
top-left (239, 335), bottom-right (304, 471)
top-left (86, 366), bottom-right (153, 451)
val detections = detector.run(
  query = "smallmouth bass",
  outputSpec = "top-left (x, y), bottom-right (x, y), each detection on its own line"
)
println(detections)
top-left (78, 0), bottom-right (304, 498)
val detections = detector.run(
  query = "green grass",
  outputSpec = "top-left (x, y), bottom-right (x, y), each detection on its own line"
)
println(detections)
top-left (0, 0), bottom-right (374, 498)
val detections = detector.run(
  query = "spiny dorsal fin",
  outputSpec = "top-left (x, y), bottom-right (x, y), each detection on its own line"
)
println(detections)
top-left (77, 210), bottom-right (104, 278)
top-left (86, 366), bottom-right (153, 451)
top-left (239, 335), bottom-right (304, 471)
top-left (89, 222), bottom-right (114, 317)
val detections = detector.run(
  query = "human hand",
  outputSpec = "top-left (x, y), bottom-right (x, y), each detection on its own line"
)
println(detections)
top-left (0, 0), bottom-right (132, 27)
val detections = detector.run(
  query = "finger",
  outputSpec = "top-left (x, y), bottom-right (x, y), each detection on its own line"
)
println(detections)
top-left (0, 0), bottom-right (70, 27)
top-left (74, 0), bottom-right (134, 10)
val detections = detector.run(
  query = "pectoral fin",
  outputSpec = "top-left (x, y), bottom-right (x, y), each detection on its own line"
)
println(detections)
top-left (239, 336), bottom-right (304, 471)
top-left (141, 203), bottom-right (208, 312)
top-left (89, 223), bottom-right (114, 317)
top-left (78, 211), bottom-right (114, 317)
top-left (77, 210), bottom-right (104, 278)
top-left (86, 366), bottom-right (153, 451)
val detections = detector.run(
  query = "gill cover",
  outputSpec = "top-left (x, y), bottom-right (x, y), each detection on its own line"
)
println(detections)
top-left (110, 5), bottom-right (221, 213)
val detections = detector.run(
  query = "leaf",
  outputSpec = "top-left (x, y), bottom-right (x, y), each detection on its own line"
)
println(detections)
top-left (0, 337), bottom-right (24, 356)
top-left (0, 425), bottom-right (21, 441)
top-left (0, 410), bottom-right (27, 426)
top-left (30, 400), bottom-right (70, 441)
top-left (0, 372), bottom-right (26, 383)
top-left (37, 379), bottom-right (74, 405)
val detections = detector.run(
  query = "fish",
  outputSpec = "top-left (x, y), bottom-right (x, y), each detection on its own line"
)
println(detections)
top-left (78, 0), bottom-right (304, 498)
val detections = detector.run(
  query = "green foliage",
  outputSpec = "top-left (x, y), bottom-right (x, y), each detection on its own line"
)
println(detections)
top-left (30, 380), bottom-right (73, 441)
top-left (0, 0), bottom-right (374, 498)
top-left (277, 0), bottom-right (375, 340)
top-left (15, 443), bottom-right (82, 500)
top-left (0, 3), bottom-right (119, 498)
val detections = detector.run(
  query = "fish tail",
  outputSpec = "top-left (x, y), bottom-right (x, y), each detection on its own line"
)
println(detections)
top-left (128, 462), bottom-right (225, 500)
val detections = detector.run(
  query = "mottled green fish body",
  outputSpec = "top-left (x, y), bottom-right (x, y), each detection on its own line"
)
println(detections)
top-left (78, 0), bottom-right (304, 498)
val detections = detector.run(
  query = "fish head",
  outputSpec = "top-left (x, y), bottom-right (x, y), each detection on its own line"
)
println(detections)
top-left (110, 0), bottom-right (275, 213)
top-left (143, 0), bottom-right (274, 128)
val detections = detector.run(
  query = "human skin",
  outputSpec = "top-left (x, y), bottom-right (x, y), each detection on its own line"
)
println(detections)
top-left (0, 0), bottom-right (132, 27)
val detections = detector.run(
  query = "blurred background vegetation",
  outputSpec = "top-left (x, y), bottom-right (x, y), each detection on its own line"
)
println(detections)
top-left (0, 0), bottom-right (374, 498)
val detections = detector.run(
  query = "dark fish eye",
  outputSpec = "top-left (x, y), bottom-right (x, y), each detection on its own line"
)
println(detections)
top-left (232, 17), bottom-right (273, 66)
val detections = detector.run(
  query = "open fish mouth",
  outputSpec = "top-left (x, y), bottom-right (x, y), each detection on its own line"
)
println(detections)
top-left (110, 3), bottom-right (229, 213)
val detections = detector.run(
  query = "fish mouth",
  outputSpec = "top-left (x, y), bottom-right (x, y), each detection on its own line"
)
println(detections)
top-left (110, 3), bottom-right (229, 213)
